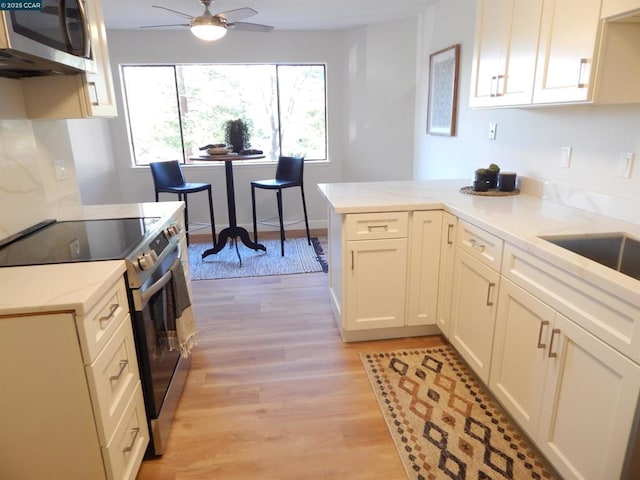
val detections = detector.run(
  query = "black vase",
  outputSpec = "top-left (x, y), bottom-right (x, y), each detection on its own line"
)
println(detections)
top-left (487, 172), bottom-right (499, 189)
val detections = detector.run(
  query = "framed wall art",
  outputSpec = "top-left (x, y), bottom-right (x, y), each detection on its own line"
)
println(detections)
top-left (426, 44), bottom-right (460, 136)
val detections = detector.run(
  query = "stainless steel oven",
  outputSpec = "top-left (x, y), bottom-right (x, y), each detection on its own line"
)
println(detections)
top-left (0, 216), bottom-right (192, 457)
top-left (128, 238), bottom-right (192, 456)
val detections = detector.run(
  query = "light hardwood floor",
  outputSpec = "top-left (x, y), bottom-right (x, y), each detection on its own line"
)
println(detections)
top-left (136, 237), bottom-right (446, 480)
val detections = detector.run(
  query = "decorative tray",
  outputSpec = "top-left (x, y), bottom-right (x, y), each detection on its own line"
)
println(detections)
top-left (460, 186), bottom-right (520, 197)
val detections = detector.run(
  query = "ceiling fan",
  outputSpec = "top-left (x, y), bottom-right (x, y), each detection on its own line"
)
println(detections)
top-left (141, 0), bottom-right (274, 41)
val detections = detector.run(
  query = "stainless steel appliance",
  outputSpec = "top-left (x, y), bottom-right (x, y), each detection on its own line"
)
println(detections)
top-left (0, 0), bottom-right (94, 78)
top-left (0, 216), bottom-right (191, 456)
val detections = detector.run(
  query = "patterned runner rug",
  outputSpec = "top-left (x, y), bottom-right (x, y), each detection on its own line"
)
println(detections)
top-left (361, 345), bottom-right (557, 480)
top-left (188, 237), bottom-right (327, 280)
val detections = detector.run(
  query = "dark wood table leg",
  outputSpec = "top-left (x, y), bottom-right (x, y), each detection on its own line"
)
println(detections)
top-left (202, 160), bottom-right (266, 260)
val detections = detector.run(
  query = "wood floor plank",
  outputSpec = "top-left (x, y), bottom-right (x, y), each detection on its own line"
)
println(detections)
top-left (136, 267), bottom-right (445, 480)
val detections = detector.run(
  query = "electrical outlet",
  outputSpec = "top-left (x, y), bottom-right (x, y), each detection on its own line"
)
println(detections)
top-left (617, 152), bottom-right (635, 178)
top-left (560, 147), bottom-right (572, 169)
top-left (488, 122), bottom-right (497, 140)
top-left (54, 159), bottom-right (67, 181)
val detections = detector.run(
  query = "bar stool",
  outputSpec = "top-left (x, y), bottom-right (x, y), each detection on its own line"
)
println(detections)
top-left (251, 156), bottom-right (311, 256)
top-left (149, 160), bottom-right (216, 246)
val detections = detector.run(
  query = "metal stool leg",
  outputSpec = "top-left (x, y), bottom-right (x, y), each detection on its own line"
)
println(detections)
top-left (276, 189), bottom-right (285, 256)
top-left (207, 186), bottom-right (217, 247)
top-left (300, 184), bottom-right (311, 245)
top-left (251, 184), bottom-right (258, 244)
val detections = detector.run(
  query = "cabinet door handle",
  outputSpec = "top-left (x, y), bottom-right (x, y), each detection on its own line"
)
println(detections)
top-left (447, 223), bottom-right (454, 245)
top-left (577, 58), bottom-right (589, 88)
top-left (537, 320), bottom-right (550, 349)
top-left (495, 74), bottom-right (504, 97)
top-left (351, 250), bottom-right (354, 270)
top-left (548, 328), bottom-right (561, 358)
top-left (469, 238), bottom-right (486, 252)
top-left (109, 359), bottom-right (129, 381)
top-left (486, 282), bottom-right (496, 306)
top-left (490, 75), bottom-right (497, 97)
top-left (98, 304), bottom-right (119, 329)
top-left (122, 427), bottom-right (140, 453)
top-left (367, 224), bottom-right (389, 232)
top-left (88, 81), bottom-right (99, 106)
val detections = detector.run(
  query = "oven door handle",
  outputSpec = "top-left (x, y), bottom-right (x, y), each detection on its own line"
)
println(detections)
top-left (139, 268), bottom-right (173, 307)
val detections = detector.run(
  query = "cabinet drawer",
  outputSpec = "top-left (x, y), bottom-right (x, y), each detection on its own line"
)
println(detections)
top-left (345, 212), bottom-right (408, 240)
top-left (86, 317), bottom-right (141, 445)
top-left (102, 383), bottom-right (149, 480)
top-left (502, 242), bottom-right (640, 364)
top-left (457, 220), bottom-right (503, 271)
top-left (76, 278), bottom-right (129, 363)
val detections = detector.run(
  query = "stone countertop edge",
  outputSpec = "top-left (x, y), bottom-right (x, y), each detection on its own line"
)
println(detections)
top-left (317, 180), bottom-right (640, 306)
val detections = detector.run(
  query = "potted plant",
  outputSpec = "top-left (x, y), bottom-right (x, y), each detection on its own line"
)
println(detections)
top-left (224, 119), bottom-right (251, 153)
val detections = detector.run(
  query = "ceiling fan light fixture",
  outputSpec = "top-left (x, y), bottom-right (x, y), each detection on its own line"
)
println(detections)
top-left (190, 16), bottom-right (227, 41)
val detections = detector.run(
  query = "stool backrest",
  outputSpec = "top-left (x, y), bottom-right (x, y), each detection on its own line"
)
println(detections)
top-left (150, 160), bottom-right (186, 190)
top-left (275, 156), bottom-right (304, 185)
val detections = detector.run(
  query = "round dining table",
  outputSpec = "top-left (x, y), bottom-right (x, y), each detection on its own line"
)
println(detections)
top-left (190, 153), bottom-right (266, 263)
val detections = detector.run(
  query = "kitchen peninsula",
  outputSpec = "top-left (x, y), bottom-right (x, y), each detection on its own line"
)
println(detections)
top-left (318, 178), bottom-right (640, 480)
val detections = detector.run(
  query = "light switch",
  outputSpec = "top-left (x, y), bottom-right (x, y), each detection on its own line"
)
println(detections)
top-left (560, 147), bottom-right (572, 169)
top-left (488, 122), bottom-right (497, 140)
top-left (54, 159), bottom-right (67, 181)
top-left (617, 152), bottom-right (635, 178)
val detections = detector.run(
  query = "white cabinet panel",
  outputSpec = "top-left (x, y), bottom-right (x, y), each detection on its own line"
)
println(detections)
top-left (406, 211), bottom-right (442, 326)
top-left (450, 249), bottom-right (500, 382)
top-left (538, 313), bottom-right (640, 480)
top-left (345, 238), bottom-right (408, 330)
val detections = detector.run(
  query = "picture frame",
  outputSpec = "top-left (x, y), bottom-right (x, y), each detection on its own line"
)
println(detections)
top-left (426, 44), bottom-right (460, 136)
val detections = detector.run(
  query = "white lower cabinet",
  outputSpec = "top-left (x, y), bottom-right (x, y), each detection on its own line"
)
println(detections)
top-left (330, 209), bottom-right (443, 340)
top-left (491, 278), bottom-right (640, 480)
top-left (435, 212), bottom-right (457, 336)
top-left (406, 211), bottom-right (443, 326)
top-left (450, 220), bottom-right (503, 383)
top-left (0, 275), bottom-right (148, 480)
top-left (450, 249), bottom-right (500, 383)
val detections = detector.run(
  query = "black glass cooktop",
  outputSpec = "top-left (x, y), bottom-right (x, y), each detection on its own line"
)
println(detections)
top-left (0, 217), bottom-right (161, 267)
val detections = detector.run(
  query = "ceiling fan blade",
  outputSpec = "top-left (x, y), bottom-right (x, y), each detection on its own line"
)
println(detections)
top-left (152, 5), bottom-right (193, 19)
top-left (140, 23), bottom-right (190, 29)
top-left (216, 7), bottom-right (258, 23)
top-left (227, 21), bottom-right (274, 32)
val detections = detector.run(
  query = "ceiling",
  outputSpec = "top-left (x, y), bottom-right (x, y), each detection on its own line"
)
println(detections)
top-left (102, 0), bottom-right (436, 31)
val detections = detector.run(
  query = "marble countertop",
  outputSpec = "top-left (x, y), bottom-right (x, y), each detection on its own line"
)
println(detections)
top-left (317, 180), bottom-right (640, 304)
top-left (0, 202), bottom-right (183, 316)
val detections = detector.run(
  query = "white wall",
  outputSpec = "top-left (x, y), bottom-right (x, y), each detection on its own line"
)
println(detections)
top-left (415, 0), bottom-right (640, 223)
top-left (341, 17), bottom-right (420, 181)
top-left (68, 119), bottom-right (122, 205)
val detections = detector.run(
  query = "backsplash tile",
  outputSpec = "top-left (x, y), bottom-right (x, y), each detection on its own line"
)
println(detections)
top-left (0, 119), bottom-right (81, 239)
top-left (520, 176), bottom-right (640, 226)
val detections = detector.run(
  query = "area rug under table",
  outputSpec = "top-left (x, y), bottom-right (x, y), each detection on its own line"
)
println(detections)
top-left (361, 345), bottom-right (557, 480)
top-left (188, 237), bottom-right (327, 280)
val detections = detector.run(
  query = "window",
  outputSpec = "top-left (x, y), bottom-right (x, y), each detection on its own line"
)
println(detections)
top-left (121, 64), bottom-right (327, 166)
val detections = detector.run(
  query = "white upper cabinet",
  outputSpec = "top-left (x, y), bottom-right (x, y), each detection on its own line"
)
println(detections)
top-left (470, 0), bottom-right (543, 107)
top-left (533, 0), bottom-right (603, 104)
top-left (20, 0), bottom-right (117, 119)
top-left (601, 0), bottom-right (640, 17)
top-left (471, 0), bottom-right (640, 107)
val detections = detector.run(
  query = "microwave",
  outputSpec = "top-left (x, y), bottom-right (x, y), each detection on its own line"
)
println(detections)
top-left (0, 0), bottom-right (95, 78)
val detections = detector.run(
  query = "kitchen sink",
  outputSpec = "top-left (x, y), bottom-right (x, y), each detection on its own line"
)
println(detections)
top-left (539, 233), bottom-right (640, 281)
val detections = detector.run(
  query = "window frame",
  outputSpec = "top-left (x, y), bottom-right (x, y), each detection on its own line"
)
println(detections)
top-left (120, 62), bottom-right (329, 167)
